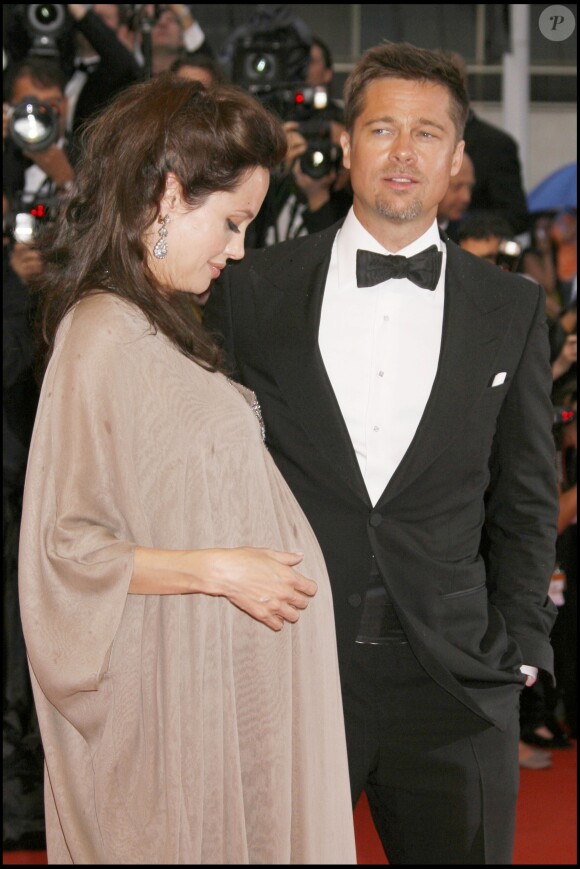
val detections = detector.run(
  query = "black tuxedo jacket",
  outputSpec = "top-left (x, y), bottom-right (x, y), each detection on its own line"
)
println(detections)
top-left (205, 224), bottom-right (559, 731)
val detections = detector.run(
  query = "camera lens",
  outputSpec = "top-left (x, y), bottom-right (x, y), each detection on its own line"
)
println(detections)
top-left (35, 5), bottom-right (59, 25)
top-left (245, 51), bottom-right (277, 82)
top-left (300, 146), bottom-right (329, 180)
top-left (27, 4), bottom-right (66, 35)
top-left (299, 143), bottom-right (341, 180)
top-left (253, 55), bottom-right (270, 75)
top-left (8, 98), bottom-right (60, 152)
top-left (13, 213), bottom-right (37, 246)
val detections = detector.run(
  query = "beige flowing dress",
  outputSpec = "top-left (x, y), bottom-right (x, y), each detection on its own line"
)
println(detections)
top-left (18, 294), bottom-right (357, 865)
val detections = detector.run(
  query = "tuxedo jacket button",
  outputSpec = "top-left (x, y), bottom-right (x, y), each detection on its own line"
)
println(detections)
top-left (348, 593), bottom-right (362, 608)
top-left (369, 512), bottom-right (383, 527)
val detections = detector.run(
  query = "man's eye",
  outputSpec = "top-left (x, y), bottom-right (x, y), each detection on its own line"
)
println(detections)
top-left (227, 219), bottom-right (240, 233)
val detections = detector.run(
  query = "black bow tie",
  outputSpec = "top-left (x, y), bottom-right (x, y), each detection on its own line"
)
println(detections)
top-left (356, 245), bottom-right (442, 291)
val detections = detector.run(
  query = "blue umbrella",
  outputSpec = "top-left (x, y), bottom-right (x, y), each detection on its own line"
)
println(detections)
top-left (527, 163), bottom-right (577, 213)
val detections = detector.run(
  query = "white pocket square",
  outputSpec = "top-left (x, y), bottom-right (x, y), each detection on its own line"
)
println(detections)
top-left (491, 372), bottom-right (507, 387)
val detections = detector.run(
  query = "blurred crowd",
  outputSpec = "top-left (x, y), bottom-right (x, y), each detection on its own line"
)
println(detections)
top-left (3, 2), bottom-right (576, 849)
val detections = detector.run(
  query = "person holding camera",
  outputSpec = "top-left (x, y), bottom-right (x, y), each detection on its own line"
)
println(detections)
top-left (132, 4), bottom-right (213, 77)
top-left (252, 116), bottom-right (352, 248)
top-left (4, 58), bottom-right (74, 207)
top-left (457, 210), bottom-right (518, 265)
top-left (205, 41), bottom-right (559, 864)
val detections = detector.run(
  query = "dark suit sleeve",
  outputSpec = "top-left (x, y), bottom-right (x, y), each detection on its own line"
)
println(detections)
top-left (302, 189), bottom-right (353, 235)
top-left (484, 284), bottom-right (559, 673)
top-left (478, 135), bottom-right (529, 235)
top-left (75, 10), bottom-right (141, 83)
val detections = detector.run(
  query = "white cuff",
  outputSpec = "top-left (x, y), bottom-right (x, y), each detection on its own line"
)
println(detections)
top-left (520, 664), bottom-right (538, 679)
top-left (183, 21), bottom-right (205, 53)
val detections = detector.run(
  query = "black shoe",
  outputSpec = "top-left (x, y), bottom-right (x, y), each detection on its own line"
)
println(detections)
top-left (521, 729), bottom-right (573, 750)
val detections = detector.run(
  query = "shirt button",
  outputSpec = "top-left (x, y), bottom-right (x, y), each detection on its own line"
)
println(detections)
top-left (373, 426), bottom-right (380, 432)
top-left (348, 593), bottom-right (362, 608)
top-left (369, 512), bottom-right (383, 527)
top-left (378, 370), bottom-right (384, 377)
top-left (383, 315), bottom-right (390, 322)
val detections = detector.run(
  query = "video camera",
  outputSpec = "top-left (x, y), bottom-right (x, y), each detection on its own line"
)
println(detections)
top-left (4, 195), bottom-right (60, 245)
top-left (230, 22), bottom-right (342, 180)
top-left (553, 405), bottom-right (576, 426)
top-left (12, 4), bottom-right (73, 59)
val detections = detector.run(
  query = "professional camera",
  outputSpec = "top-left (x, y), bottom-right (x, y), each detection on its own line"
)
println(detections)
top-left (496, 239), bottom-right (523, 272)
top-left (226, 8), bottom-right (343, 182)
top-left (295, 115), bottom-right (342, 180)
top-left (230, 23), bottom-right (341, 180)
top-left (4, 195), bottom-right (59, 245)
top-left (23, 4), bottom-right (71, 58)
top-left (6, 97), bottom-right (60, 152)
top-left (553, 406), bottom-right (576, 428)
top-left (552, 405), bottom-right (577, 484)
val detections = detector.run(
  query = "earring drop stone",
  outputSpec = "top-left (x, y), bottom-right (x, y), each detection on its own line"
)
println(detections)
top-left (153, 215), bottom-right (169, 259)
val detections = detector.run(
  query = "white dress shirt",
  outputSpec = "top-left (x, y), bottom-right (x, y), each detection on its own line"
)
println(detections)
top-left (319, 209), bottom-right (445, 506)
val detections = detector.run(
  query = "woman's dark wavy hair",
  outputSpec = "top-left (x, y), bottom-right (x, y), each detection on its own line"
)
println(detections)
top-left (36, 73), bottom-right (287, 373)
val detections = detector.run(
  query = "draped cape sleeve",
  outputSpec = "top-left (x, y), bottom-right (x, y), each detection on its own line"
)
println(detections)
top-left (19, 295), bottom-right (151, 738)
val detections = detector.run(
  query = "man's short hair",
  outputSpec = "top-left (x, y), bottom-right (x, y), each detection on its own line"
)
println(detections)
top-left (5, 57), bottom-right (67, 102)
top-left (343, 40), bottom-right (469, 140)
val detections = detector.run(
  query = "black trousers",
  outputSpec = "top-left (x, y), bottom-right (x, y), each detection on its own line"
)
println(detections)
top-left (343, 641), bottom-right (521, 865)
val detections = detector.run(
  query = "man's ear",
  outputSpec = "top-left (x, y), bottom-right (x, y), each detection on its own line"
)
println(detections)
top-left (340, 130), bottom-right (351, 170)
top-left (450, 140), bottom-right (465, 178)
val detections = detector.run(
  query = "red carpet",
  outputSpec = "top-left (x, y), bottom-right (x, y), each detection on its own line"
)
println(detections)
top-left (3, 743), bottom-right (576, 865)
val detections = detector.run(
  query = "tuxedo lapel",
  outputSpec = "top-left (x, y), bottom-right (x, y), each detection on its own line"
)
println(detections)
top-left (253, 230), bottom-right (371, 504)
top-left (375, 242), bottom-right (513, 506)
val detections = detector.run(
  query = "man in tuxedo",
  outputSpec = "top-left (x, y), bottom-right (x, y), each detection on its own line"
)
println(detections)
top-left (204, 42), bottom-right (559, 864)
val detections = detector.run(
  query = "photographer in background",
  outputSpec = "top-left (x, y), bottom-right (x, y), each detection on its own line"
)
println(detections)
top-left (3, 57), bottom-right (74, 209)
top-left (133, 4), bottom-right (212, 77)
top-left (306, 35), bottom-right (345, 124)
top-left (255, 116), bottom-right (351, 247)
top-left (457, 210), bottom-right (518, 266)
top-left (265, 30), bottom-right (353, 246)
top-left (222, 7), bottom-right (351, 247)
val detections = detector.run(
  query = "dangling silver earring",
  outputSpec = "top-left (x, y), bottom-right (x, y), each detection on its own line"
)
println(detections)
top-left (153, 214), bottom-right (170, 259)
